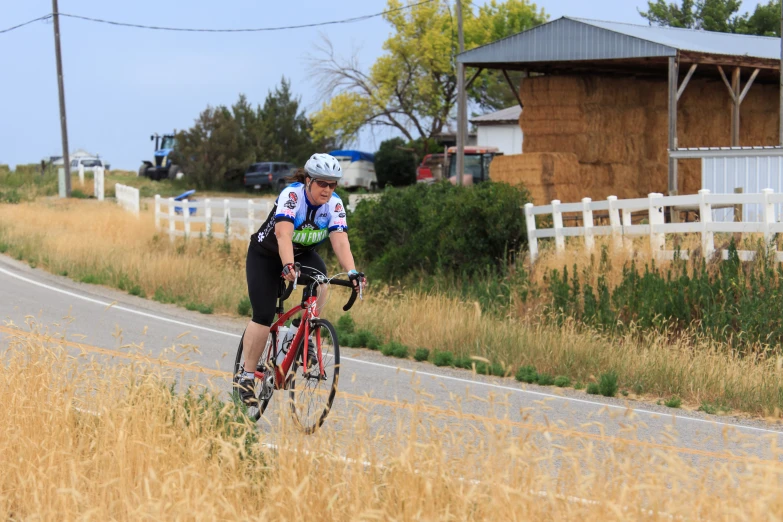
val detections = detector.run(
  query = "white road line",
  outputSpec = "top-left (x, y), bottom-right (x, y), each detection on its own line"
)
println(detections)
top-left (3, 264), bottom-right (783, 436)
top-left (0, 267), bottom-right (242, 338)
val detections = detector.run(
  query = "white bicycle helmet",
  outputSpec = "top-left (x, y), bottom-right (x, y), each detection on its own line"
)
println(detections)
top-left (304, 153), bottom-right (342, 181)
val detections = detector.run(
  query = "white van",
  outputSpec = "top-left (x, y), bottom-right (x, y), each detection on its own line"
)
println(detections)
top-left (329, 150), bottom-right (377, 190)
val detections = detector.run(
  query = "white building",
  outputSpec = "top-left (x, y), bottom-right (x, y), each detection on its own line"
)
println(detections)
top-left (470, 106), bottom-right (523, 155)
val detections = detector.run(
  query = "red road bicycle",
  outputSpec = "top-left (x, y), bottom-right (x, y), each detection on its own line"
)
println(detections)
top-left (233, 263), bottom-right (362, 433)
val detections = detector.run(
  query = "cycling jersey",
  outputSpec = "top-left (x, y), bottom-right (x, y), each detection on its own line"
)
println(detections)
top-left (251, 182), bottom-right (348, 256)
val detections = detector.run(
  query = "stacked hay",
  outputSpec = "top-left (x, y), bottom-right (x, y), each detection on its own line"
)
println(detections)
top-left (490, 153), bottom-right (580, 204)
top-left (518, 74), bottom-right (780, 203)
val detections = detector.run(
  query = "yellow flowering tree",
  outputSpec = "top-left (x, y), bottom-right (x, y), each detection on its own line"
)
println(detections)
top-left (311, 0), bottom-right (547, 145)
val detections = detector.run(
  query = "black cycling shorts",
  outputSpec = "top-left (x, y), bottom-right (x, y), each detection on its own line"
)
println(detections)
top-left (246, 245), bottom-right (327, 326)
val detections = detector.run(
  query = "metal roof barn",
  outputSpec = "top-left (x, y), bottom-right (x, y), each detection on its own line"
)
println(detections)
top-left (457, 17), bottom-right (783, 195)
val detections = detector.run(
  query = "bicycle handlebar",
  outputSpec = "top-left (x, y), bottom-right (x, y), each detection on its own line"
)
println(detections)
top-left (279, 263), bottom-right (363, 311)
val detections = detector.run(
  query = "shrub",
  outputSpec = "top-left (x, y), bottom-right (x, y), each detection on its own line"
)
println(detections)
top-left (698, 402), bottom-right (728, 415)
top-left (237, 296), bottom-right (252, 317)
top-left (536, 373), bottom-right (555, 386)
top-left (392, 344), bottom-right (409, 358)
top-left (374, 137), bottom-right (416, 188)
top-left (554, 376), bottom-right (571, 388)
top-left (489, 363), bottom-right (505, 377)
top-left (545, 240), bottom-right (783, 349)
top-left (586, 382), bottom-right (600, 395)
top-left (379, 341), bottom-right (409, 358)
top-left (414, 348), bottom-right (430, 362)
top-left (339, 333), bottom-right (357, 348)
top-left (128, 285), bottom-right (145, 298)
top-left (186, 302), bottom-right (213, 314)
top-left (599, 371), bottom-right (619, 397)
top-left (71, 189), bottom-right (89, 199)
top-left (351, 181), bottom-right (531, 281)
top-left (433, 351), bottom-right (454, 367)
top-left (366, 335), bottom-right (382, 351)
top-left (337, 313), bottom-right (356, 335)
top-left (80, 273), bottom-right (105, 285)
top-left (354, 330), bottom-right (380, 348)
top-left (454, 356), bottom-right (473, 370)
top-left (664, 396), bottom-right (682, 408)
top-left (574, 381), bottom-right (585, 390)
top-left (515, 365), bottom-right (537, 384)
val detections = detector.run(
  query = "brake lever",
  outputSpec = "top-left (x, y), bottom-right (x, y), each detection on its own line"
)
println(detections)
top-left (292, 262), bottom-right (301, 290)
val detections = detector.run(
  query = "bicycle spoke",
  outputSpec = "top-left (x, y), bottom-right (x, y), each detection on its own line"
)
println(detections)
top-left (288, 319), bottom-right (340, 433)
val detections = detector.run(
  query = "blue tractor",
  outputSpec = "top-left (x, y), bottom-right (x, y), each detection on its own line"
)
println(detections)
top-left (138, 133), bottom-right (184, 180)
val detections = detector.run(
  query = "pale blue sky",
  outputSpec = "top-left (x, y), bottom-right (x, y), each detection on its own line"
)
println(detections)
top-left (0, 0), bottom-right (768, 169)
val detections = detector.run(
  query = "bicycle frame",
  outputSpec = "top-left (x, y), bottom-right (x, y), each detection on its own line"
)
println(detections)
top-left (253, 294), bottom-right (324, 390)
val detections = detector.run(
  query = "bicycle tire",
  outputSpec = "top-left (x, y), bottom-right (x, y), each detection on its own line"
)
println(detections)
top-left (287, 318), bottom-right (340, 434)
top-left (232, 329), bottom-right (275, 421)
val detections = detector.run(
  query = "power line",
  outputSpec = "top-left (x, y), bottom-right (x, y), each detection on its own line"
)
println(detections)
top-left (57, 0), bottom-right (435, 33)
top-left (0, 14), bottom-right (52, 34)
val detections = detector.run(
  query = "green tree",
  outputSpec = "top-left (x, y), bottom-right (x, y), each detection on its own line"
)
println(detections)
top-left (737, 0), bottom-right (781, 36)
top-left (311, 0), bottom-right (547, 144)
top-left (174, 106), bottom-right (247, 189)
top-left (260, 77), bottom-right (318, 165)
top-left (175, 78), bottom-right (330, 188)
top-left (375, 137), bottom-right (417, 188)
top-left (640, 0), bottom-right (781, 36)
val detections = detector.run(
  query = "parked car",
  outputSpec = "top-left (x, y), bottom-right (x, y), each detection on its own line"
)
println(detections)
top-left (70, 157), bottom-right (110, 171)
top-left (244, 162), bottom-right (298, 191)
top-left (416, 153), bottom-right (445, 183)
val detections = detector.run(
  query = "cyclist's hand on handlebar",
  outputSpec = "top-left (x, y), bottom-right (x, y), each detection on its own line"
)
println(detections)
top-left (282, 262), bottom-right (298, 282)
top-left (348, 270), bottom-right (367, 290)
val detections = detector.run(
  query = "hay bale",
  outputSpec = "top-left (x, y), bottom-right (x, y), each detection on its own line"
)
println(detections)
top-left (490, 153), bottom-right (580, 204)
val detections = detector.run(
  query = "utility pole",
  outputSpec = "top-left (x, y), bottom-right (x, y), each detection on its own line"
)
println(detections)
top-left (52, 0), bottom-right (71, 197)
top-left (455, 0), bottom-right (466, 186)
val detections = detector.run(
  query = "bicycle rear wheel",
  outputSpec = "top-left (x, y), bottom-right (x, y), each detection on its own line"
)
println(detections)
top-left (287, 318), bottom-right (340, 434)
top-left (232, 329), bottom-right (275, 421)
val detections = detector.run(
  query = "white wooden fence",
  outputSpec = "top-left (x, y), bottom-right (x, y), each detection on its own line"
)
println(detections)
top-left (115, 183), bottom-right (140, 216)
top-left (154, 195), bottom-right (274, 241)
top-left (524, 189), bottom-right (783, 265)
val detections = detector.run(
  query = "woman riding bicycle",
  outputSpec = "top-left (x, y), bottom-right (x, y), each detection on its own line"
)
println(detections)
top-left (237, 153), bottom-right (366, 405)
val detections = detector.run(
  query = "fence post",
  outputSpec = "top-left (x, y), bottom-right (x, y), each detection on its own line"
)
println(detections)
top-left (205, 199), bottom-right (212, 237)
top-left (95, 166), bottom-right (104, 201)
top-left (733, 187), bottom-right (744, 222)
top-left (581, 197), bottom-right (594, 252)
top-left (183, 199), bottom-right (191, 238)
top-left (154, 195), bottom-right (161, 230)
top-left (247, 199), bottom-right (255, 241)
top-left (621, 207), bottom-right (633, 252)
top-left (78, 163), bottom-right (84, 186)
top-left (607, 196), bottom-right (622, 251)
top-left (698, 189), bottom-right (714, 258)
top-left (762, 188), bottom-right (775, 248)
top-left (552, 200), bottom-right (565, 253)
top-left (168, 197), bottom-right (175, 241)
top-left (648, 192), bottom-right (665, 255)
top-left (524, 203), bottom-right (538, 265)
top-left (224, 199), bottom-right (231, 239)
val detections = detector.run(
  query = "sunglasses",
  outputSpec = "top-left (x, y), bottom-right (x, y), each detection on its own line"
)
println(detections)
top-left (312, 179), bottom-right (338, 190)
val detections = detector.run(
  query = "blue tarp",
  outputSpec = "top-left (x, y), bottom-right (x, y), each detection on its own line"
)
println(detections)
top-left (329, 150), bottom-right (375, 163)
top-left (173, 189), bottom-right (197, 216)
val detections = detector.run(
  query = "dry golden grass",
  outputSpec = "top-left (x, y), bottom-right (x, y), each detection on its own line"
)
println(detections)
top-left (2, 325), bottom-right (783, 520)
top-left (1, 200), bottom-right (783, 417)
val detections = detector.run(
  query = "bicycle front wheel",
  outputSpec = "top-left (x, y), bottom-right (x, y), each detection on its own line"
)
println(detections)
top-left (287, 318), bottom-right (340, 434)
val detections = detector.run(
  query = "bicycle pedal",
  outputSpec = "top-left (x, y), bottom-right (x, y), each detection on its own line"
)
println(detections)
top-left (259, 372), bottom-right (275, 401)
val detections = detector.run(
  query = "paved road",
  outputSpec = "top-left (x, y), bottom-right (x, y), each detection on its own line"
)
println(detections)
top-left (2, 254), bottom-right (783, 469)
